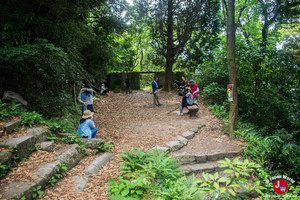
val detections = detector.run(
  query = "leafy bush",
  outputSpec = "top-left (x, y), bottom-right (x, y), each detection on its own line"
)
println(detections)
top-left (196, 158), bottom-right (265, 199)
top-left (108, 147), bottom-right (202, 199)
top-left (202, 82), bottom-right (226, 104)
top-left (209, 104), bottom-right (300, 182)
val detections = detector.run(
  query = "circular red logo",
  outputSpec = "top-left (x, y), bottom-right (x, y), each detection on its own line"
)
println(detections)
top-left (273, 179), bottom-right (288, 194)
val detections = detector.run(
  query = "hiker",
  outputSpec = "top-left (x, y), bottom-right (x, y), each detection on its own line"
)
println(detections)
top-left (100, 83), bottom-right (106, 95)
top-left (125, 78), bottom-right (131, 94)
top-left (152, 76), bottom-right (162, 107)
top-left (78, 83), bottom-right (94, 114)
top-left (189, 80), bottom-right (199, 104)
top-left (175, 75), bottom-right (188, 94)
top-left (78, 110), bottom-right (98, 139)
top-left (178, 88), bottom-right (193, 116)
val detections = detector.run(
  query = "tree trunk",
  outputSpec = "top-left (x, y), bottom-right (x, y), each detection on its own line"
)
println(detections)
top-left (227, 0), bottom-right (238, 137)
top-left (163, 0), bottom-right (174, 92)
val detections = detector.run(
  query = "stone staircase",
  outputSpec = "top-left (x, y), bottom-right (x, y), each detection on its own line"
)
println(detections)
top-left (151, 124), bottom-right (258, 199)
top-left (0, 121), bottom-right (113, 200)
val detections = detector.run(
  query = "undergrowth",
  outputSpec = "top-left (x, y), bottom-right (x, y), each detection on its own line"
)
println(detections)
top-left (208, 103), bottom-right (300, 196)
top-left (0, 100), bottom-right (80, 133)
top-left (108, 147), bottom-right (267, 200)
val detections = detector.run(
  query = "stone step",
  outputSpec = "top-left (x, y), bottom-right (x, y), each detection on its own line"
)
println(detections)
top-left (1, 144), bottom-right (84, 200)
top-left (164, 125), bottom-right (206, 152)
top-left (3, 119), bottom-right (23, 132)
top-left (0, 135), bottom-right (36, 159)
top-left (180, 161), bottom-right (226, 175)
top-left (0, 128), bottom-right (50, 160)
top-left (71, 151), bottom-right (113, 194)
top-left (172, 150), bottom-right (240, 165)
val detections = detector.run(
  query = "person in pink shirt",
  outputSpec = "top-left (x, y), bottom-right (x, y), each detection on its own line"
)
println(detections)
top-left (189, 80), bottom-right (199, 105)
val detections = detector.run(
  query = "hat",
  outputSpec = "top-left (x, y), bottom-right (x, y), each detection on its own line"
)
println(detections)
top-left (82, 110), bottom-right (94, 119)
top-left (189, 80), bottom-right (195, 84)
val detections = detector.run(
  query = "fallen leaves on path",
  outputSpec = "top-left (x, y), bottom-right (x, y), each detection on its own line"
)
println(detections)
top-left (41, 90), bottom-right (242, 199)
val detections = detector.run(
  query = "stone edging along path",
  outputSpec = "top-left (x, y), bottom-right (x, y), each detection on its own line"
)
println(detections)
top-left (151, 124), bottom-right (241, 176)
top-left (0, 126), bottom-right (112, 200)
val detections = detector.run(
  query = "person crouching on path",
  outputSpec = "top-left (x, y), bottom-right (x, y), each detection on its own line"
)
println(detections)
top-left (78, 83), bottom-right (94, 114)
top-left (152, 76), bottom-right (162, 107)
top-left (178, 88), bottom-right (193, 116)
top-left (189, 80), bottom-right (199, 105)
top-left (78, 110), bottom-right (98, 139)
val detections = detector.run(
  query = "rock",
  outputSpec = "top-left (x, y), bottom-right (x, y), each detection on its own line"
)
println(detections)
top-left (2, 182), bottom-right (36, 200)
top-left (182, 131), bottom-right (195, 139)
top-left (151, 146), bottom-right (170, 152)
top-left (206, 152), bottom-right (227, 161)
top-left (175, 136), bottom-right (188, 145)
top-left (194, 153), bottom-right (208, 163)
top-left (198, 124), bottom-right (206, 129)
top-left (4, 119), bottom-right (23, 132)
top-left (0, 151), bottom-right (12, 164)
top-left (40, 141), bottom-right (55, 151)
top-left (189, 127), bottom-right (198, 133)
top-left (27, 127), bottom-right (50, 142)
top-left (71, 175), bottom-right (90, 194)
top-left (0, 135), bottom-right (36, 159)
top-left (78, 138), bottom-right (105, 149)
top-left (34, 161), bottom-right (61, 188)
top-left (2, 91), bottom-right (28, 106)
top-left (84, 152), bottom-right (113, 174)
top-left (165, 141), bottom-right (184, 151)
top-left (172, 152), bottom-right (195, 164)
top-left (55, 144), bottom-right (83, 169)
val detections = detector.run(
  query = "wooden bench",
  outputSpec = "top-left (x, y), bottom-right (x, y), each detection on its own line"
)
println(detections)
top-left (187, 105), bottom-right (199, 117)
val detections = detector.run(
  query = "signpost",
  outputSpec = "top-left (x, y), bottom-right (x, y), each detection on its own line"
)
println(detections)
top-left (228, 84), bottom-right (233, 101)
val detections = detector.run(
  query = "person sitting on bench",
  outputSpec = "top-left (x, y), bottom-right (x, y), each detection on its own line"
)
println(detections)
top-left (178, 88), bottom-right (193, 116)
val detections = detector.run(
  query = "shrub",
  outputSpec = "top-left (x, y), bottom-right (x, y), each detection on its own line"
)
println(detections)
top-left (108, 147), bottom-right (202, 199)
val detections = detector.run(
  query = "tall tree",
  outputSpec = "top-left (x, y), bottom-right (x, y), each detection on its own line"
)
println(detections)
top-left (222, 0), bottom-right (239, 136)
top-left (140, 0), bottom-right (220, 91)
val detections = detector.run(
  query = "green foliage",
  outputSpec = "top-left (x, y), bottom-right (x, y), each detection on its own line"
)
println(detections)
top-left (196, 158), bottom-right (265, 199)
top-left (32, 186), bottom-right (44, 199)
top-left (209, 103), bottom-right (300, 182)
top-left (0, 101), bottom-right (23, 120)
top-left (0, 162), bottom-right (12, 178)
top-left (47, 162), bottom-right (68, 187)
top-left (208, 103), bottom-right (229, 122)
top-left (108, 147), bottom-right (202, 199)
top-left (47, 133), bottom-right (87, 155)
top-left (235, 124), bottom-right (300, 182)
top-left (0, 100), bottom-right (80, 134)
top-left (20, 111), bottom-right (43, 127)
top-left (97, 143), bottom-right (114, 152)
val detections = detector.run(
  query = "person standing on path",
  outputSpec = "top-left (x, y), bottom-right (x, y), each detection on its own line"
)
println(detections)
top-left (78, 110), bottom-right (98, 139)
top-left (152, 76), bottom-right (162, 107)
top-left (189, 80), bottom-right (199, 104)
top-left (125, 78), bottom-right (131, 94)
top-left (78, 83), bottom-right (94, 114)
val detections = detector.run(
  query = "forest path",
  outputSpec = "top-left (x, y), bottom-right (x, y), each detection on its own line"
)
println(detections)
top-left (41, 90), bottom-right (241, 199)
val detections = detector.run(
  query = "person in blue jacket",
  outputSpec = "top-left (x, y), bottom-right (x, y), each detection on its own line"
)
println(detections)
top-left (152, 76), bottom-right (162, 107)
top-left (78, 83), bottom-right (94, 114)
top-left (78, 110), bottom-right (98, 139)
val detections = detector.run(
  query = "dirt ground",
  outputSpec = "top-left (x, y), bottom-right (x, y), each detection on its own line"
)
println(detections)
top-left (41, 90), bottom-right (242, 199)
